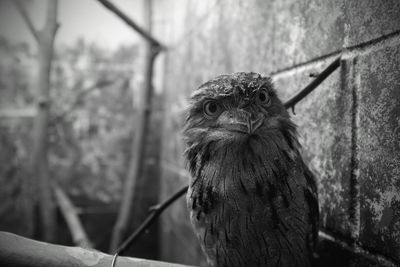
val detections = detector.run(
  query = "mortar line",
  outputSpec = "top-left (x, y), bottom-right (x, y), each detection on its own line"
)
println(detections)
top-left (271, 51), bottom-right (342, 79)
top-left (164, 30), bottom-right (400, 81)
top-left (269, 30), bottom-right (400, 79)
top-left (343, 29), bottom-right (400, 58)
top-left (164, 11), bottom-right (400, 57)
top-left (349, 57), bottom-right (361, 242)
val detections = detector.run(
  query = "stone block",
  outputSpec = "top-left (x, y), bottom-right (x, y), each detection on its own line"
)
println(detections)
top-left (356, 43), bottom-right (400, 263)
top-left (344, 0), bottom-right (400, 47)
top-left (268, 0), bottom-right (346, 70)
top-left (156, 1), bottom-right (400, 263)
top-left (156, 0), bottom-right (399, 79)
top-left (273, 59), bottom-right (354, 237)
top-left (317, 236), bottom-right (394, 267)
top-left (167, 0), bottom-right (346, 74)
top-left (157, 0), bottom-right (347, 80)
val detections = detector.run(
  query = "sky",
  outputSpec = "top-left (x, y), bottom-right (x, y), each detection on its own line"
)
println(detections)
top-left (0, 0), bottom-right (146, 50)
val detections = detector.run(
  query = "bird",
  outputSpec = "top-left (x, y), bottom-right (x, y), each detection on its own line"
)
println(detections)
top-left (183, 72), bottom-right (319, 267)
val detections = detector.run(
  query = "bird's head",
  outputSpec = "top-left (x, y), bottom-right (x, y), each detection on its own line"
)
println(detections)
top-left (183, 72), bottom-right (298, 174)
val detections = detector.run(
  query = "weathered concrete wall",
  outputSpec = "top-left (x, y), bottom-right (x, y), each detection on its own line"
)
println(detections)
top-left (152, 0), bottom-right (400, 266)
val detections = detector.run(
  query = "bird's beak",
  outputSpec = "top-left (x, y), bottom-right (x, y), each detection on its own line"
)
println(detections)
top-left (217, 109), bottom-right (264, 134)
top-left (249, 114), bottom-right (264, 133)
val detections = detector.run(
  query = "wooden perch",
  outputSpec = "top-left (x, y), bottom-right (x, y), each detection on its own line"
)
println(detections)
top-left (0, 232), bottom-right (193, 267)
top-left (53, 184), bottom-right (93, 248)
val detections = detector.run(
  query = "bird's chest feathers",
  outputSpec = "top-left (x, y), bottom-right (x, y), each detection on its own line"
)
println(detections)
top-left (188, 139), bottom-right (296, 220)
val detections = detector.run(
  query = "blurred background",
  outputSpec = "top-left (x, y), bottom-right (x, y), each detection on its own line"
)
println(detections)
top-left (0, 0), bottom-right (163, 260)
top-left (0, 0), bottom-right (399, 266)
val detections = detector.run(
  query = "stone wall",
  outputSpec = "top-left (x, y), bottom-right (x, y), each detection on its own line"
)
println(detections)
top-left (152, 0), bottom-right (400, 266)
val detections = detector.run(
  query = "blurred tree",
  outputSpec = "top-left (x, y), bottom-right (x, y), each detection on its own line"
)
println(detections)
top-left (49, 40), bottom-right (136, 205)
top-left (0, 36), bottom-right (36, 237)
top-left (2, 1), bottom-right (139, 248)
top-left (14, 0), bottom-right (59, 242)
top-left (106, 0), bottom-right (162, 252)
top-left (0, 37), bottom-right (34, 109)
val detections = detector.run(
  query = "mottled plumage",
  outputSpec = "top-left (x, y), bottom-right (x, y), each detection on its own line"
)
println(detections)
top-left (183, 72), bottom-right (319, 267)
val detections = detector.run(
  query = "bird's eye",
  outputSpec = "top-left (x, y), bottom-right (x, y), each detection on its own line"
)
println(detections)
top-left (256, 90), bottom-right (271, 106)
top-left (203, 100), bottom-right (220, 117)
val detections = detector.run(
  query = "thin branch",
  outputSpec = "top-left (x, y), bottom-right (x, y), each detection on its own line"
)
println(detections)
top-left (95, 0), bottom-right (163, 49)
top-left (284, 56), bottom-right (341, 112)
top-left (44, 0), bottom-right (59, 38)
top-left (109, 0), bottom-right (159, 251)
top-left (111, 185), bottom-right (189, 267)
top-left (50, 79), bottom-right (116, 125)
top-left (114, 186), bottom-right (188, 257)
top-left (13, 0), bottom-right (40, 43)
top-left (53, 183), bottom-right (93, 248)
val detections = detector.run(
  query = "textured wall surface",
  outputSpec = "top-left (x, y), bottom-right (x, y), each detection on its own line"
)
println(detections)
top-left (152, 0), bottom-right (400, 266)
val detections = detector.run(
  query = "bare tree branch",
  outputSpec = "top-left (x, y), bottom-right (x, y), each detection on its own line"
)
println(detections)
top-left (109, 0), bottom-right (160, 252)
top-left (113, 186), bottom-right (188, 257)
top-left (284, 57), bottom-right (341, 113)
top-left (95, 0), bottom-right (163, 49)
top-left (13, 0), bottom-right (40, 43)
top-left (53, 183), bottom-right (93, 248)
top-left (42, 0), bottom-right (60, 39)
top-left (29, 0), bottom-right (59, 242)
top-left (50, 79), bottom-right (116, 125)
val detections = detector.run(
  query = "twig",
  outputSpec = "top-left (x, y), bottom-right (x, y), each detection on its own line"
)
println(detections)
top-left (95, 0), bottom-right (163, 49)
top-left (284, 56), bottom-right (341, 113)
top-left (115, 185), bottom-right (188, 255)
top-left (53, 183), bottom-right (93, 248)
top-left (110, 186), bottom-right (188, 267)
top-left (13, 0), bottom-right (40, 43)
top-left (50, 79), bottom-right (116, 125)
